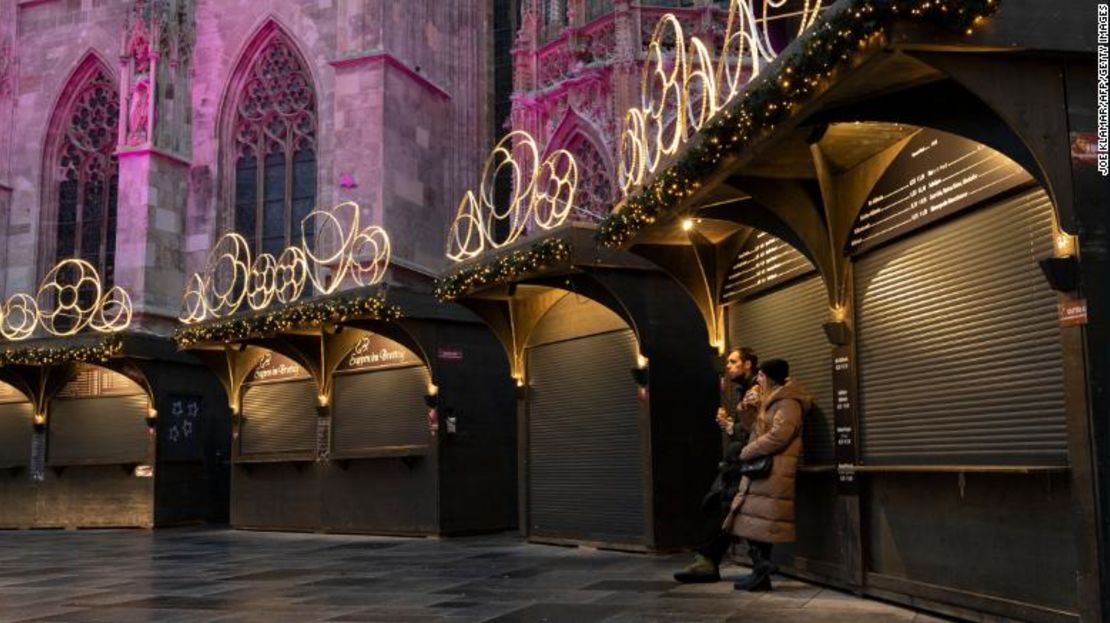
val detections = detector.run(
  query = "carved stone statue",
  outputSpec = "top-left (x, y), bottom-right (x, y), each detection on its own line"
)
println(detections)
top-left (127, 77), bottom-right (150, 145)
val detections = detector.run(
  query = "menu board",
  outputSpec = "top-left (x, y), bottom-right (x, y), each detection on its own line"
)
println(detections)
top-left (338, 334), bottom-right (420, 372)
top-left (832, 346), bottom-right (856, 492)
top-left (721, 230), bottom-right (814, 303)
top-left (248, 352), bottom-right (309, 383)
top-left (849, 129), bottom-right (1033, 255)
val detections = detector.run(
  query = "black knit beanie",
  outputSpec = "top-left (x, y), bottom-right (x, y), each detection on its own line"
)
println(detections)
top-left (759, 358), bottom-right (789, 385)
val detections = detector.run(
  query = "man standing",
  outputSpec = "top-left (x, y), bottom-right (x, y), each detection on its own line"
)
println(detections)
top-left (674, 347), bottom-right (761, 583)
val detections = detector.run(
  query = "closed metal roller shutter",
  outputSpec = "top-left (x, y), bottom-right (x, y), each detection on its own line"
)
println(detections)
top-left (0, 402), bottom-right (33, 466)
top-left (240, 379), bottom-right (317, 457)
top-left (527, 329), bottom-right (644, 543)
top-left (332, 366), bottom-right (430, 456)
top-left (49, 394), bottom-right (150, 465)
top-left (855, 190), bottom-right (1066, 466)
top-left (729, 275), bottom-right (835, 465)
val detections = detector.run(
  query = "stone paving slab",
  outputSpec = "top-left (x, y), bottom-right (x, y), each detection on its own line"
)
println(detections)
top-left (0, 527), bottom-right (950, 622)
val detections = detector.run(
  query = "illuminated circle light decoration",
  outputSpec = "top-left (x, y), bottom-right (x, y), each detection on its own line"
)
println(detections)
top-left (618, 0), bottom-right (823, 195)
top-left (0, 259), bottom-right (133, 340)
top-left (180, 201), bottom-right (391, 323)
top-left (446, 131), bottom-right (578, 263)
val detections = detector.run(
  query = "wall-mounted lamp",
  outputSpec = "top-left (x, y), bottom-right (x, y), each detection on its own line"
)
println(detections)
top-left (1054, 232), bottom-right (1077, 257)
top-left (317, 393), bottom-right (330, 407)
top-left (423, 384), bottom-right (439, 408)
top-left (1038, 255), bottom-right (1080, 293)
top-left (33, 412), bottom-right (46, 429)
top-left (630, 353), bottom-right (650, 386)
top-left (681, 219), bottom-right (695, 232)
top-left (822, 321), bottom-right (851, 346)
top-left (145, 407), bottom-right (158, 429)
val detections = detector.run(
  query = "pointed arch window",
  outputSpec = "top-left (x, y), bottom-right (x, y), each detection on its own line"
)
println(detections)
top-left (564, 133), bottom-right (614, 223)
top-left (54, 68), bottom-right (119, 285)
top-left (232, 34), bottom-right (317, 257)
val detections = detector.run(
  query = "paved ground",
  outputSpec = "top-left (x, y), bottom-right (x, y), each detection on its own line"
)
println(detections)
top-left (0, 528), bottom-right (949, 622)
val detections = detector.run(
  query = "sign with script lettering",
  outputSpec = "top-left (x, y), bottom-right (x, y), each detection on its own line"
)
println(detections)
top-left (850, 129), bottom-right (1033, 255)
top-left (338, 334), bottom-right (420, 372)
top-left (247, 352), bottom-right (309, 383)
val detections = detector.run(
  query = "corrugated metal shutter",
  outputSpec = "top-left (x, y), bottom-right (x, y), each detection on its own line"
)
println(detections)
top-left (332, 366), bottom-right (430, 456)
top-left (527, 329), bottom-right (644, 543)
top-left (0, 402), bottom-right (33, 467)
top-left (855, 190), bottom-right (1067, 466)
top-left (48, 395), bottom-right (150, 465)
top-left (240, 379), bottom-right (317, 457)
top-left (729, 276), bottom-right (835, 465)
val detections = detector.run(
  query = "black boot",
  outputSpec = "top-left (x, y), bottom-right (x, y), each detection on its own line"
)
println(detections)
top-left (733, 543), bottom-right (774, 591)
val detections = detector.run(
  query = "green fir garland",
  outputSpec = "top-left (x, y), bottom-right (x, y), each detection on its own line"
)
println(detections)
top-left (0, 334), bottom-right (124, 366)
top-left (595, 0), bottom-right (1001, 248)
top-left (434, 238), bottom-right (572, 301)
top-left (175, 291), bottom-right (402, 349)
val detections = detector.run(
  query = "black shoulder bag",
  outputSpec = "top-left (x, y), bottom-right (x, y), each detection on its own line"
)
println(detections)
top-left (739, 455), bottom-right (772, 479)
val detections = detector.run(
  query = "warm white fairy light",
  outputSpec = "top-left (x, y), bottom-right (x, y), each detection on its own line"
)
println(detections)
top-left (0, 258), bottom-right (133, 340)
top-left (180, 201), bottom-right (391, 323)
top-left (446, 131), bottom-right (579, 262)
top-left (618, 0), bottom-right (823, 196)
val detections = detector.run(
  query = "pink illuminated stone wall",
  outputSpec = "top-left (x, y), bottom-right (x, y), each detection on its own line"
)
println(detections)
top-left (508, 0), bottom-right (731, 223)
top-left (0, 0), bottom-right (492, 331)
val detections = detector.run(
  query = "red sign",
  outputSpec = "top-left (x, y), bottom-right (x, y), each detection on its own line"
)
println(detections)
top-left (1059, 299), bottom-right (1088, 328)
top-left (1070, 132), bottom-right (1101, 167)
top-left (437, 347), bottom-right (464, 361)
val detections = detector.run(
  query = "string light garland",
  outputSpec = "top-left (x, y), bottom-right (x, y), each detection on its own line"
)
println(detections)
top-left (0, 335), bottom-right (123, 366)
top-left (447, 131), bottom-right (578, 262)
top-left (596, 0), bottom-right (1001, 248)
top-left (181, 201), bottom-right (391, 323)
top-left (434, 238), bottom-right (571, 301)
top-left (174, 290), bottom-right (402, 349)
top-left (618, 0), bottom-right (824, 197)
top-left (0, 259), bottom-right (132, 341)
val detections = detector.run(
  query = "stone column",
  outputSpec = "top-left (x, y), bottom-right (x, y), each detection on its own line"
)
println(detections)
top-left (113, 0), bottom-right (194, 334)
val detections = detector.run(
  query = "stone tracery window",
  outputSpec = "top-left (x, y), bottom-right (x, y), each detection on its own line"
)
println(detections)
top-left (54, 68), bottom-right (119, 285)
top-left (232, 33), bottom-right (317, 257)
top-left (564, 133), bottom-right (614, 223)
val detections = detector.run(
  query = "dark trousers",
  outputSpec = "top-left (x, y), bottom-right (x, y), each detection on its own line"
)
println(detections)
top-left (695, 500), bottom-right (732, 564)
top-left (697, 525), bottom-right (774, 568)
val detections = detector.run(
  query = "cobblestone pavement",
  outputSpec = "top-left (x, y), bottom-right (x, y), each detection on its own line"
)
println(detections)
top-left (0, 528), bottom-right (950, 622)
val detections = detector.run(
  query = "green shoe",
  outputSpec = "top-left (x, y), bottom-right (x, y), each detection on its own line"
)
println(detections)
top-left (673, 553), bottom-right (721, 583)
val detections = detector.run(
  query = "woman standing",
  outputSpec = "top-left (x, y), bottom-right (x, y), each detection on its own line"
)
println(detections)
top-left (724, 358), bottom-right (811, 592)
